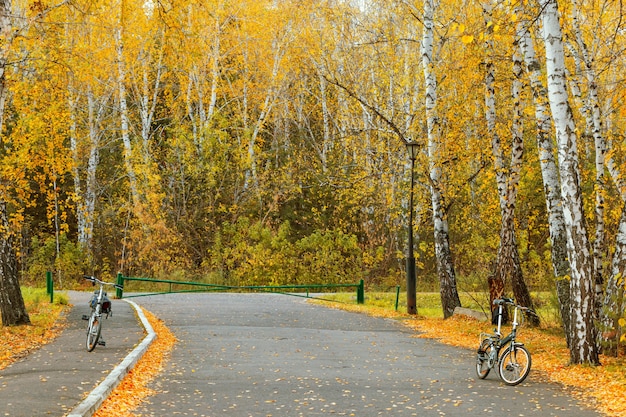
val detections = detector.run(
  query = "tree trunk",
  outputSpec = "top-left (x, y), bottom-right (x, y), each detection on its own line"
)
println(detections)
top-left (0, 0), bottom-right (30, 327)
top-left (422, 0), bottom-right (461, 318)
top-left (483, 2), bottom-right (506, 314)
top-left (599, 205), bottom-right (626, 355)
top-left (509, 26), bottom-right (537, 324)
top-left (570, 1), bottom-right (607, 319)
top-left (518, 18), bottom-right (572, 346)
top-left (540, 0), bottom-right (599, 365)
top-left (116, 5), bottom-right (140, 209)
top-left (484, 1), bottom-right (536, 322)
top-left (0, 202), bottom-right (30, 326)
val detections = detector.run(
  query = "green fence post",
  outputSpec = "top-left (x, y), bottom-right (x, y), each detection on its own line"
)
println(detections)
top-left (357, 279), bottom-right (364, 304)
top-left (395, 285), bottom-right (400, 311)
top-left (46, 271), bottom-right (53, 303)
top-left (116, 273), bottom-right (124, 299)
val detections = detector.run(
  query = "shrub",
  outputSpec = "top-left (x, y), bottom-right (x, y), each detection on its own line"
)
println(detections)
top-left (24, 234), bottom-right (89, 287)
top-left (206, 219), bottom-right (367, 287)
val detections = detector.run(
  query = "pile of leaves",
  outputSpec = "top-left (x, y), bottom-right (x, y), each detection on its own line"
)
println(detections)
top-left (318, 301), bottom-right (626, 417)
top-left (93, 308), bottom-right (177, 417)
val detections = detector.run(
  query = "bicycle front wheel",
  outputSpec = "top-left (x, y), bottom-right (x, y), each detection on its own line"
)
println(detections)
top-left (476, 339), bottom-right (494, 379)
top-left (86, 313), bottom-right (102, 352)
top-left (498, 344), bottom-right (531, 385)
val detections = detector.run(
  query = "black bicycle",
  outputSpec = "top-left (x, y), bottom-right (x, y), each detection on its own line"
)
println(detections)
top-left (476, 298), bottom-right (536, 385)
top-left (82, 275), bottom-right (123, 352)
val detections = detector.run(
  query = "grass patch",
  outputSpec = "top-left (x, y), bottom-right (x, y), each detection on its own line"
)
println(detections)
top-left (326, 291), bottom-right (563, 328)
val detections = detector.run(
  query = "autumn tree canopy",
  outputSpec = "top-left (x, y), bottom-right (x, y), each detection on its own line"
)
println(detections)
top-left (0, 0), bottom-right (625, 362)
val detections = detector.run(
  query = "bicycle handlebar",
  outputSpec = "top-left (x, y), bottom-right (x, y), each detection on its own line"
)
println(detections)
top-left (493, 297), bottom-right (514, 306)
top-left (83, 275), bottom-right (123, 290)
top-left (493, 298), bottom-right (537, 316)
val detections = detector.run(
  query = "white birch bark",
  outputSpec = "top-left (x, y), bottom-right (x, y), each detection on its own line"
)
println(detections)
top-left (183, 5), bottom-right (224, 151)
top-left (600, 205), bottom-right (626, 354)
top-left (318, 71), bottom-right (331, 171)
top-left (519, 23), bottom-right (569, 277)
top-left (68, 88), bottom-right (83, 245)
top-left (116, 24), bottom-right (140, 208)
top-left (245, 36), bottom-right (285, 192)
top-left (70, 85), bottom-right (110, 252)
top-left (519, 19), bottom-right (571, 344)
top-left (540, 0), bottom-right (599, 364)
top-left (482, 1), bottom-right (506, 306)
top-left (422, 0), bottom-right (461, 318)
top-left (507, 21), bottom-right (537, 322)
top-left (570, 2), bottom-right (606, 312)
top-left (134, 31), bottom-right (165, 161)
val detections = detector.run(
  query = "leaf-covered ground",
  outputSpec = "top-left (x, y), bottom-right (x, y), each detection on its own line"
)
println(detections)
top-left (0, 293), bottom-right (68, 370)
top-left (93, 308), bottom-right (177, 417)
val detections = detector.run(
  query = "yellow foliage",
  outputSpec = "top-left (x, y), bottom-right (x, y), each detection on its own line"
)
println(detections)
top-left (461, 34), bottom-right (475, 44)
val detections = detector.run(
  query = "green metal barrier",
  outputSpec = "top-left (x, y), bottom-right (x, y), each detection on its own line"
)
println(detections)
top-left (46, 271), bottom-right (53, 303)
top-left (117, 275), bottom-right (365, 304)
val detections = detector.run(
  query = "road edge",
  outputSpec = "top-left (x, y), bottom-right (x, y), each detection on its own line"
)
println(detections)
top-left (66, 300), bottom-right (155, 417)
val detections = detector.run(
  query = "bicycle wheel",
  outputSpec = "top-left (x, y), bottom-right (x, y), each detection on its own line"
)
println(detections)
top-left (498, 344), bottom-right (531, 385)
top-left (476, 339), bottom-right (494, 379)
top-left (86, 312), bottom-right (102, 352)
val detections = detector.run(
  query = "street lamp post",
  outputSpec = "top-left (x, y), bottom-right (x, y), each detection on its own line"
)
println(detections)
top-left (406, 141), bottom-right (419, 315)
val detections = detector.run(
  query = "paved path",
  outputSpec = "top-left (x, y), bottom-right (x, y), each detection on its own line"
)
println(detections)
top-left (0, 291), bottom-right (144, 417)
top-left (130, 293), bottom-right (601, 417)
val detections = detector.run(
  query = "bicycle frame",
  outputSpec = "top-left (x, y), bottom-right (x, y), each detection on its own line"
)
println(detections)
top-left (83, 275), bottom-right (122, 351)
top-left (476, 298), bottom-right (534, 386)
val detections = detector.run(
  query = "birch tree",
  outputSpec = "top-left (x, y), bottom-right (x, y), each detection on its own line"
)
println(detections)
top-left (565, 0), bottom-right (626, 353)
top-left (483, 1), bottom-right (510, 312)
top-left (569, 1), bottom-right (607, 313)
top-left (540, 0), bottom-right (599, 365)
top-left (116, 0), bottom-right (140, 209)
top-left (518, 13), bottom-right (571, 344)
top-left (421, 0), bottom-right (461, 318)
top-left (0, 0), bottom-right (29, 326)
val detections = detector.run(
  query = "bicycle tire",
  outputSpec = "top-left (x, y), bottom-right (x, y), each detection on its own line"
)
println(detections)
top-left (476, 339), bottom-right (494, 379)
top-left (498, 344), bottom-right (531, 386)
top-left (86, 312), bottom-right (102, 352)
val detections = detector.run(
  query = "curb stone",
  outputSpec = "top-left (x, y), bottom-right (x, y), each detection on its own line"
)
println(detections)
top-left (66, 300), bottom-right (155, 417)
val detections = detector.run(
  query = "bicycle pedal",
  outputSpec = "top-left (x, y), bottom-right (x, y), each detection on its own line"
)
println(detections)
top-left (98, 340), bottom-right (106, 346)
top-left (82, 315), bottom-right (89, 320)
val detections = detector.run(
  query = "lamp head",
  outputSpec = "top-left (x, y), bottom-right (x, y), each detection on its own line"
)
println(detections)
top-left (406, 141), bottom-right (419, 161)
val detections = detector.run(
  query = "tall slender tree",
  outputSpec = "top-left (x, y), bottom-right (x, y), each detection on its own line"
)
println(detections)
top-left (540, 0), bottom-right (599, 365)
top-left (421, 0), bottom-right (461, 318)
top-left (0, 0), bottom-right (30, 326)
top-left (482, 1), bottom-right (507, 314)
top-left (518, 12), bottom-right (571, 344)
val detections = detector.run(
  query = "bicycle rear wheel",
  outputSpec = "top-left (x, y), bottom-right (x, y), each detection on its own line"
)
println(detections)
top-left (498, 344), bottom-right (531, 385)
top-left (476, 339), bottom-right (494, 379)
top-left (86, 313), bottom-right (102, 352)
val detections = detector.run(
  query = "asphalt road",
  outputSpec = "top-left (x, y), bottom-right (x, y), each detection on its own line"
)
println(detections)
top-left (129, 293), bottom-right (601, 417)
top-left (0, 291), bottom-right (144, 417)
